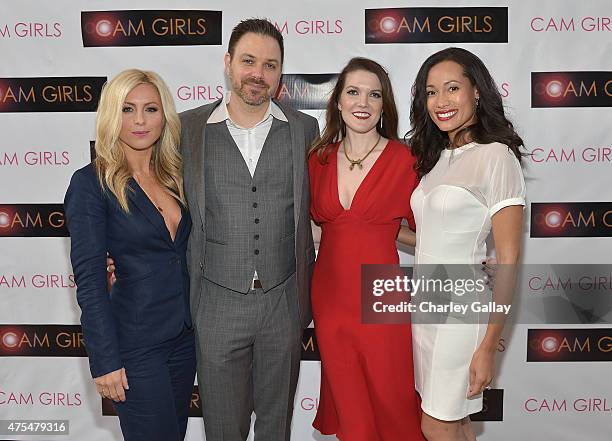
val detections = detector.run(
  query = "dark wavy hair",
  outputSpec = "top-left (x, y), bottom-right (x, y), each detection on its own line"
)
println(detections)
top-left (309, 57), bottom-right (399, 164)
top-left (406, 47), bottom-right (524, 177)
top-left (228, 18), bottom-right (284, 64)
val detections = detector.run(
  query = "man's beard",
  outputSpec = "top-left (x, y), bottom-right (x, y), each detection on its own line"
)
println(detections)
top-left (232, 76), bottom-right (272, 106)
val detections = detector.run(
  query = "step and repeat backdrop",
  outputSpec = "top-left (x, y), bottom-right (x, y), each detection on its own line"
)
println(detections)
top-left (1, 0), bottom-right (611, 440)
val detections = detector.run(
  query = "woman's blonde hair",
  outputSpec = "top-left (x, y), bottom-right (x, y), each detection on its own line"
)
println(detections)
top-left (94, 69), bottom-right (185, 212)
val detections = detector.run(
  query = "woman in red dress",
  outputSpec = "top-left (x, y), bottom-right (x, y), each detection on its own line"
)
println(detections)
top-left (308, 57), bottom-right (423, 441)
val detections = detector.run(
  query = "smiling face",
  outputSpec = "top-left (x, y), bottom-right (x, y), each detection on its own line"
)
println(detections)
top-left (225, 32), bottom-right (282, 107)
top-left (425, 60), bottom-right (479, 145)
top-left (338, 69), bottom-right (384, 136)
top-left (119, 83), bottom-right (164, 152)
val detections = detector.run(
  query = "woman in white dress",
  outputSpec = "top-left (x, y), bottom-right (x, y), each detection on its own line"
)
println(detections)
top-left (401, 47), bottom-right (525, 440)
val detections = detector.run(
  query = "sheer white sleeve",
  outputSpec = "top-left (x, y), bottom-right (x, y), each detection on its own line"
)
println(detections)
top-left (484, 143), bottom-right (526, 217)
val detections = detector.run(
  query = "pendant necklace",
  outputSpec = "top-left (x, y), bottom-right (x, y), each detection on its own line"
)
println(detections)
top-left (343, 134), bottom-right (381, 171)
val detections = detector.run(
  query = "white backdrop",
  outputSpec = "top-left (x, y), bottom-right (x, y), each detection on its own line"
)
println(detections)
top-left (1, 1), bottom-right (611, 440)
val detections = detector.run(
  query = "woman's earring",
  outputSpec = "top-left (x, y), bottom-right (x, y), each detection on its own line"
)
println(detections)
top-left (475, 97), bottom-right (480, 107)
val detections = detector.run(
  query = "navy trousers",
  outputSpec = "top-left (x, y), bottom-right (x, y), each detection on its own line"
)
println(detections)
top-left (113, 327), bottom-right (196, 441)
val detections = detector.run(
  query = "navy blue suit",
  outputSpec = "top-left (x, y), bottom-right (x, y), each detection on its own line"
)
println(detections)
top-left (65, 163), bottom-right (196, 441)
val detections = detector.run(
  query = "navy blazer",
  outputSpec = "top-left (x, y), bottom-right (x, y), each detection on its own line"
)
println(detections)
top-left (64, 163), bottom-right (192, 378)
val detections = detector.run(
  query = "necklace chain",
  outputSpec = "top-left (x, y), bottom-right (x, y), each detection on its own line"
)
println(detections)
top-left (134, 174), bottom-right (164, 213)
top-left (343, 135), bottom-right (381, 171)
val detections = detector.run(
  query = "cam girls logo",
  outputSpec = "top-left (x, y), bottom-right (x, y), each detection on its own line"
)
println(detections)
top-left (531, 72), bottom-right (612, 107)
top-left (365, 7), bottom-right (508, 44)
top-left (0, 204), bottom-right (67, 237)
top-left (0, 77), bottom-right (106, 112)
top-left (81, 10), bottom-right (222, 47)
top-left (275, 74), bottom-right (337, 110)
top-left (273, 18), bottom-right (344, 36)
top-left (0, 325), bottom-right (85, 357)
top-left (530, 202), bottom-right (612, 237)
top-left (527, 329), bottom-right (612, 362)
top-left (0, 150), bottom-right (71, 167)
top-left (530, 16), bottom-right (612, 33)
top-left (0, 21), bottom-right (62, 39)
top-left (176, 84), bottom-right (224, 103)
top-left (528, 146), bottom-right (612, 164)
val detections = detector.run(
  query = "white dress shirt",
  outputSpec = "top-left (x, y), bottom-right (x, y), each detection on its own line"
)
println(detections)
top-left (207, 91), bottom-right (288, 177)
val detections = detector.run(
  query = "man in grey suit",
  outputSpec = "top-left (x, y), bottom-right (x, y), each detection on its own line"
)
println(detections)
top-left (179, 19), bottom-right (318, 441)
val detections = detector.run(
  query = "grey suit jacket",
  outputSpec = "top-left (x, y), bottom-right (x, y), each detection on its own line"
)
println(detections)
top-left (179, 99), bottom-right (319, 329)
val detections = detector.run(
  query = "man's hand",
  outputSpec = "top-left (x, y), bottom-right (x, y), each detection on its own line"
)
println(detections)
top-left (94, 367), bottom-right (129, 402)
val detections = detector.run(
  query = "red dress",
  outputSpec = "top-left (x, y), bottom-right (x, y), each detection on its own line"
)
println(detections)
top-left (309, 140), bottom-right (424, 441)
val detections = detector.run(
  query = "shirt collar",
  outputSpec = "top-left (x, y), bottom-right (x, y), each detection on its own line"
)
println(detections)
top-left (207, 91), bottom-right (288, 126)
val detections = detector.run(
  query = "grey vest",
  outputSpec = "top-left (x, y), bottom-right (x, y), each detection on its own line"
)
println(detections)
top-left (202, 119), bottom-right (296, 293)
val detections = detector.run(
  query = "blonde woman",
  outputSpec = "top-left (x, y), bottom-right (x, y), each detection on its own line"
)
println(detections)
top-left (64, 69), bottom-right (195, 441)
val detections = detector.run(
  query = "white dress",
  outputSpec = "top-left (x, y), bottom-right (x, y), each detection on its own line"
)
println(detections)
top-left (410, 141), bottom-right (525, 420)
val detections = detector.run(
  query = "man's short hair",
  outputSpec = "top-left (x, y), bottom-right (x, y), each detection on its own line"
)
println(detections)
top-left (227, 18), bottom-right (284, 64)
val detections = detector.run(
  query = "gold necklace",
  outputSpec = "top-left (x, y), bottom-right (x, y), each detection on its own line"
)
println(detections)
top-left (343, 135), bottom-right (381, 171)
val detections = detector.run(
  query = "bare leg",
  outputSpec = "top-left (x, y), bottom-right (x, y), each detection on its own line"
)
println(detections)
top-left (421, 412), bottom-right (468, 441)
top-left (460, 417), bottom-right (476, 441)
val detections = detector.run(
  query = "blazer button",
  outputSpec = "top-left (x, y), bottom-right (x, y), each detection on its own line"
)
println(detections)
top-left (254, 249), bottom-right (260, 255)
top-left (252, 186), bottom-right (257, 192)
top-left (254, 218), bottom-right (260, 224)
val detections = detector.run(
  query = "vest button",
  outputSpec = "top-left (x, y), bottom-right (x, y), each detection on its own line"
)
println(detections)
top-left (254, 234), bottom-right (260, 240)
top-left (254, 249), bottom-right (260, 255)
top-left (252, 186), bottom-right (257, 192)
top-left (252, 202), bottom-right (258, 208)
top-left (254, 218), bottom-right (260, 224)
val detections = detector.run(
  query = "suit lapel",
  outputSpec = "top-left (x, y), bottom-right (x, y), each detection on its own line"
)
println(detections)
top-left (190, 100), bottom-right (221, 230)
top-left (128, 180), bottom-right (173, 246)
top-left (277, 101), bottom-right (305, 234)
